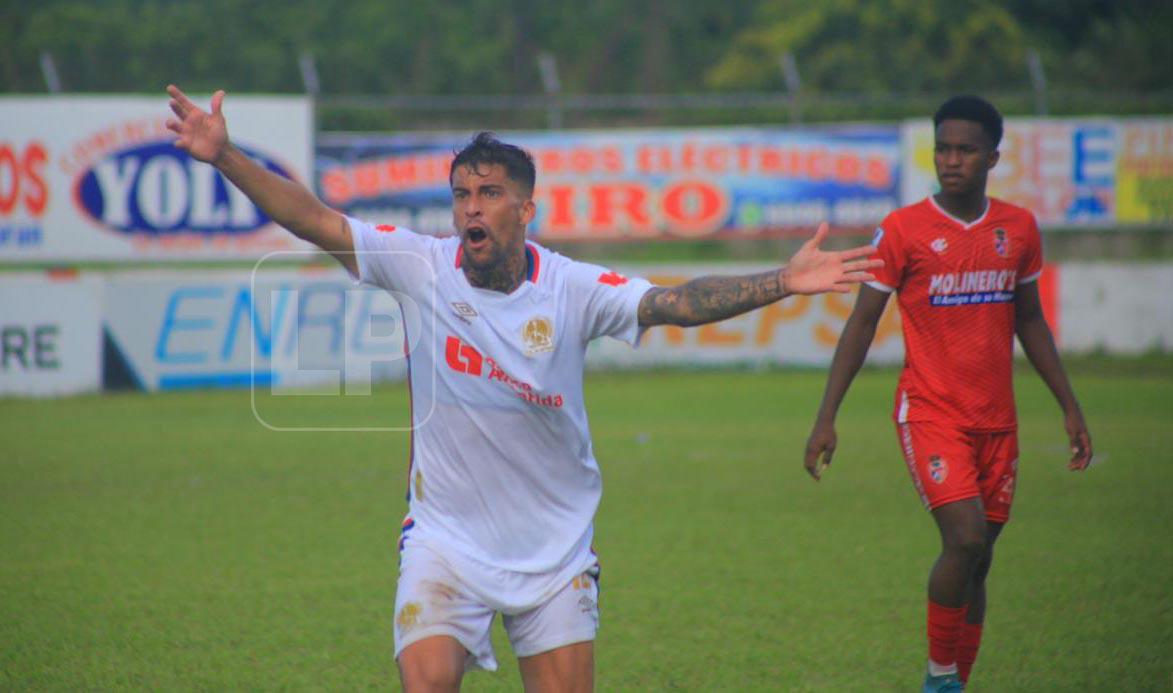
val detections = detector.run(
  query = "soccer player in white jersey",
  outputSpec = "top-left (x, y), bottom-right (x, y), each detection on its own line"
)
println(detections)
top-left (166, 84), bottom-right (883, 692)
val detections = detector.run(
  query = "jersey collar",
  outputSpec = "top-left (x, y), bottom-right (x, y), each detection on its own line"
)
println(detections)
top-left (454, 243), bottom-right (541, 283)
top-left (928, 195), bottom-right (990, 230)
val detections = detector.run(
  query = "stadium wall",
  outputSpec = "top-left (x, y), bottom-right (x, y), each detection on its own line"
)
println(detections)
top-left (3, 262), bottom-right (1169, 396)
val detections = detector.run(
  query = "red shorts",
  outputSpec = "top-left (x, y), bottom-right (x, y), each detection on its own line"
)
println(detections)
top-left (896, 421), bottom-right (1019, 523)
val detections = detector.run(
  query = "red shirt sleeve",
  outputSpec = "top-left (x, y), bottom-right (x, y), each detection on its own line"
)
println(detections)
top-left (869, 213), bottom-right (906, 292)
top-left (1018, 212), bottom-right (1043, 283)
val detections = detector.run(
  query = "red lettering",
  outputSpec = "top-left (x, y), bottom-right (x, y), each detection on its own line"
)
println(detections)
top-left (444, 336), bottom-right (483, 376)
top-left (542, 185), bottom-right (577, 233)
top-left (588, 183), bottom-right (651, 229)
top-left (834, 154), bottom-right (861, 183)
top-left (660, 180), bottom-right (727, 237)
top-left (22, 143), bottom-right (47, 216)
top-left (354, 161), bottom-right (381, 198)
top-left (0, 145), bottom-right (17, 214)
top-left (321, 170), bottom-right (351, 206)
top-left (865, 158), bottom-right (891, 189)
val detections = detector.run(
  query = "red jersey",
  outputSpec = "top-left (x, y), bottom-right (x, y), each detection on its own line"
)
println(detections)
top-left (869, 196), bottom-right (1043, 431)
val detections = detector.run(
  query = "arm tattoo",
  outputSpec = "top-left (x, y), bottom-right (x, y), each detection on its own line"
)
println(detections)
top-left (638, 269), bottom-right (786, 327)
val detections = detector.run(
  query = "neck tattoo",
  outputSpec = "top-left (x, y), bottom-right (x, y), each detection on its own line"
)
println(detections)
top-left (465, 250), bottom-right (527, 294)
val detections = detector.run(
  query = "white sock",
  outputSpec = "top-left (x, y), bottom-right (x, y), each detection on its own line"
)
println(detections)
top-left (928, 659), bottom-right (959, 677)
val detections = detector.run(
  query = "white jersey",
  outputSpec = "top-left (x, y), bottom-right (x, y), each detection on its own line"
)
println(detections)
top-left (351, 217), bottom-right (652, 584)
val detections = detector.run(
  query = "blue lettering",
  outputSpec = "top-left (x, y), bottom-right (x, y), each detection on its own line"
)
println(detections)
top-left (1073, 127), bottom-right (1114, 186)
top-left (220, 285), bottom-right (291, 361)
top-left (155, 287), bottom-right (223, 364)
top-left (288, 284), bottom-right (345, 357)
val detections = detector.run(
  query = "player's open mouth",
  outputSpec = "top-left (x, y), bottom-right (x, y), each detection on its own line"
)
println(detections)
top-left (466, 226), bottom-right (488, 246)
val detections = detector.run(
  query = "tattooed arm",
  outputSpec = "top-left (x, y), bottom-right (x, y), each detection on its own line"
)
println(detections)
top-left (638, 270), bottom-right (787, 327)
top-left (637, 223), bottom-right (884, 327)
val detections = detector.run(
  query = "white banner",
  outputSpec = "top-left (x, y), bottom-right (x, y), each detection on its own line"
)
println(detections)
top-left (0, 95), bottom-right (315, 263)
top-left (103, 268), bottom-right (414, 392)
top-left (1057, 262), bottom-right (1173, 353)
top-left (0, 273), bottom-right (103, 396)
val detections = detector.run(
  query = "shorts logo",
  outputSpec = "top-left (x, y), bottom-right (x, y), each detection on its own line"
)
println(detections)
top-left (994, 228), bottom-right (1009, 257)
top-left (930, 237), bottom-right (948, 254)
top-left (396, 601), bottom-right (423, 632)
top-left (522, 316), bottom-right (554, 356)
top-left (928, 455), bottom-right (949, 484)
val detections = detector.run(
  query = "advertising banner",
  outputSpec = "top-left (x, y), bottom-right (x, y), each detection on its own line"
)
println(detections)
top-left (0, 273), bottom-right (103, 396)
top-left (317, 126), bottom-right (901, 241)
top-left (1116, 121), bottom-right (1173, 224)
top-left (102, 268), bottom-right (413, 394)
top-left (590, 264), bottom-right (907, 368)
top-left (0, 95), bottom-right (314, 263)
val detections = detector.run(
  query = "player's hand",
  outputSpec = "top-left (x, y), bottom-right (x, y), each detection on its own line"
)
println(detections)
top-left (166, 84), bottom-right (229, 165)
top-left (1065, 410), bottom-right (1093, 471)
top-left (804, 420), bottom-right (837, 481)
top-left (781, 223), bottom-right (884, 295)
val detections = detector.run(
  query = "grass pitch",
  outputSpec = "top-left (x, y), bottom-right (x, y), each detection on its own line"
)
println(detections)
top-left (2, 361), bottom-right (1170, 691)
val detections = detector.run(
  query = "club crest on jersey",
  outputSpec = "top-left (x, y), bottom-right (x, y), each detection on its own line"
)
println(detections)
top-left (930, 237), bottom-right (948, 254)
top-left (993, 228), bottom-right (1009, 257)
top-left (928, 455), bottom-right (949, 484)
top-left (522, 316), bottom-right (555, 356)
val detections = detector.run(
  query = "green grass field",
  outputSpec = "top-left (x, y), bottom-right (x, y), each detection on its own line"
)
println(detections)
top-left (2, 361), bottom-right (1171, 691)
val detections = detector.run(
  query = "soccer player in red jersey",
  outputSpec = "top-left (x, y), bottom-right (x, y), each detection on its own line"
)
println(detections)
top-left (803, 96), bottom-right (1093, 692)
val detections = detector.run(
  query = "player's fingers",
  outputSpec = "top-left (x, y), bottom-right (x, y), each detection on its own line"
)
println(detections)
top-left (803, 447), bottom-right (821, 480)
top-left (842, 271), bottom-right (876, 283)
top-left (805, 222), bottom-right (829, 249)
top-left (839, 243), bottom-right (880, 261)
top-left (165, 118), bottom-right (181, 133)
top-left (211, 90), bottom-right (225, 116)
top-left (169, 99), bottom-right (186, 119)
top-left (166, 84), bottom-right (195, 113)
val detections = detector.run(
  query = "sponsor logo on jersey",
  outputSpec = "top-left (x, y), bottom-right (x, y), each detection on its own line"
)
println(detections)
top-left (928, 455), bottom-right (948, 484)
top-left (993, 227), bottom-right (1009, 257)
top-left (444, 336), bottom-right (564, 408)
top-left (396, 602), bottom-right (423, 632)
top-left (598, 271), bottom-right (628, 286)
top-left (451, 302), bottom-right (478, 322)
top-left (871, 226), bottom-right (885, 247)
top-left (522, 316), bottom-right (554, 356)
top-left (930, 237), bottom-right (948, 254)
top-left (927, 269), bottom-right (1018, 306)
top-left (74, 140), bottom-right (293, 235)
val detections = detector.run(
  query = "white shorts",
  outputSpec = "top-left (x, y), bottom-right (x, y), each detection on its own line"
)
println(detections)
top-left (393, 541), bottom-right (601, 672)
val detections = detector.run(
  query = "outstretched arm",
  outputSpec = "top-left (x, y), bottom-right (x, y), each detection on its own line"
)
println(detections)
top-left (1015, 281), bottom-right (1093, 470)
top-left (165, 85), bottom-right (356, 275)
top-left (803, 285), bottom-right (889, 480)
top-left (637, 223), bottom-right (882, 327)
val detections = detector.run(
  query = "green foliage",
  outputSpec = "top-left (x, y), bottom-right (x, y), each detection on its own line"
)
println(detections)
top-left (1, 365), bottom-right (1170, 689)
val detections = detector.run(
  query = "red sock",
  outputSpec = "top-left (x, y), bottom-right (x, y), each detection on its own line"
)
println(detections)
top-left (957, 621), bottom-right (984, 682)
top-left (927, 601), bottom-right (966, 669)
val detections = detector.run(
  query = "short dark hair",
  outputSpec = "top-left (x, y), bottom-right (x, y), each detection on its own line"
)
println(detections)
top-left (933, 95), bottom-right (1003, 148)
top-left (450, 131), bottom-right (536, 196)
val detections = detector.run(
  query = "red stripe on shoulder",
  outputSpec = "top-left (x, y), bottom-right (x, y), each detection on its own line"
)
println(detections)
top-left (376, 224), bottom-right (397, 233)
top-left (526, 243), bottom-right (541, 283)
top-left (455, 246), bottom-right (464, 268)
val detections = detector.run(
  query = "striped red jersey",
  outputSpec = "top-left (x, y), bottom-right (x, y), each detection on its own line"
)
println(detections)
top-left (869, 196), bottom-right (1043, 430)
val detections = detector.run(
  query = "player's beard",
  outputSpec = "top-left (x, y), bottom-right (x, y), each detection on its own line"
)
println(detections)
top-left (461, 230), bottom-right (527, 293)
